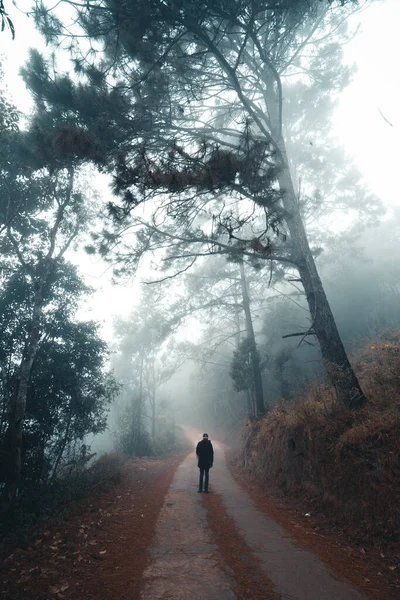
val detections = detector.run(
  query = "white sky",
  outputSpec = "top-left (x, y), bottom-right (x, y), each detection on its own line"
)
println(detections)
top-left (333, 0), bottom-right (400, 207)
top-left (0, 0), bottom-right (399, 340)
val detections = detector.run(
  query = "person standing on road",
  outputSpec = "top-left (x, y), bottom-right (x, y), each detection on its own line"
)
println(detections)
top-left (196, 433), bottom-right (214, 493)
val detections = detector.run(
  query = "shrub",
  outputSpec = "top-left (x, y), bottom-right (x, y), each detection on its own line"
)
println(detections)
top-left (0, 452), bottom-right (125, 545)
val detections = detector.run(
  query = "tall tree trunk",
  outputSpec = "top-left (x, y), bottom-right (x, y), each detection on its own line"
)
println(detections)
top-left (233, 280), bottom-right (252, 419)
top-left (150, 355), bottom-right (156, 439)
top-left (136, 349), bottom-right (145, 453)
top-left (151, 393), bottom-right (156, 439)
top-left (0, 359), bottom-right (9, 438)
top-left (239, 262), bottom-right (265, 418)
top-left (276, 138), bottom-right (366, 409)
top-left (248, 389), bottom-right (255, 420)
top-left (233, 281), bottom-right (243, 348)
top-left (262, 66), bottom-right (365, 410)
top-left (278, 363), bottom-right (287, 400)
top-left (4, 282), bottom-right (46, 501)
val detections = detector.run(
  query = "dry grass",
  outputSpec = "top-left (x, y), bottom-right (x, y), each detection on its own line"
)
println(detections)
top-left (239, 332), bottom-right (400, 545)
top-left (87, 451), bottom-right (126, 489)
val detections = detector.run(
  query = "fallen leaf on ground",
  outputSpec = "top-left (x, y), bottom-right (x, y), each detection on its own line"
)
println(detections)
top-left (50, 583), bottom-right (69, 594)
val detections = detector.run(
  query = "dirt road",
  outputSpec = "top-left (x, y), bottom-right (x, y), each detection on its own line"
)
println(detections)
top-left (1, 428), bottom-right (396, 599)
top-left (141, 426), bottom-right (364, 600)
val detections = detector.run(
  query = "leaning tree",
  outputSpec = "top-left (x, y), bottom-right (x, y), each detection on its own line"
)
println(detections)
top-left (26, 0), bottom-right (375, 410)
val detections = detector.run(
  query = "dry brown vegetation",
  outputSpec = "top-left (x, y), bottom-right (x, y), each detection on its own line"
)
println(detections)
top-left (239, 332), bottom-right (400, 547)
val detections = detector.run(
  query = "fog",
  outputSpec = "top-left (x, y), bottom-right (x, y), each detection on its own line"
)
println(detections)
top-left (0, 0), bottom-right (399, 498)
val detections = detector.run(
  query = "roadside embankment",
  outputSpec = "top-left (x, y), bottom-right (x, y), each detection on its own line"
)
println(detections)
top-left (237, 335), bottom-right (400, 547)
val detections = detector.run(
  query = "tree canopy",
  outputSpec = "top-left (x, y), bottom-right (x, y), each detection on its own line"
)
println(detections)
top-left (23, 0), bottom-right (378, 409)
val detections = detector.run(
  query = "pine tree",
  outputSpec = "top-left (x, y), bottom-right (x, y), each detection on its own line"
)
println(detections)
top-left (27, 0), bottom-right (375, 409)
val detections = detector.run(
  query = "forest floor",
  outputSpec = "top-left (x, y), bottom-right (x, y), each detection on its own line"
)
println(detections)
top-left (1, 427), bottom-right (398, 600)
top-left (0, 452), bottom-right (186, 600)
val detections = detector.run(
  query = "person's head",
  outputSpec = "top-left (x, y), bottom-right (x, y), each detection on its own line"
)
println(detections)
top-left (203, 433), bottom-right (209, 439)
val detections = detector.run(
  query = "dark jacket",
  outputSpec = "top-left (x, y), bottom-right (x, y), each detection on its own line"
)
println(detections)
top-left (196, 439), bottom-right (214, 469)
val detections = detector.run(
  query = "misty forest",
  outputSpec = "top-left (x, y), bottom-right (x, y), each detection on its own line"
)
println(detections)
top-left (0, 1), bottom-right (399, 599)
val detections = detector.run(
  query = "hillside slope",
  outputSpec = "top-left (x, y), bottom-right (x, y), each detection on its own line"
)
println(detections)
top-left (239, 334), bottom-right (400, 548)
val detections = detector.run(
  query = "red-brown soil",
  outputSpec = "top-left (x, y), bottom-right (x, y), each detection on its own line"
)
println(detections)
top-left (0, 453), bottom-right (187, 600)
top-left (2, 441), bottom-right (398, 600)
top-left (228, 457), bottom-right (400, 600)
top-left (203, 492), bottom-right (281, 599)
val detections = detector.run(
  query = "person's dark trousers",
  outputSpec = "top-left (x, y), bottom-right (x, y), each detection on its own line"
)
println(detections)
top-left (199, 467), bottom-right (209, 492)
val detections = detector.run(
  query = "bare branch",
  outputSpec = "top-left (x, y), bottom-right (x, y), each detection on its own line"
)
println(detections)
top-left (282, 331), bottom-right (315, 339)
top-left (143, 256), bottom-right (198, 284)
top-left (378, 108), bottom-right (393, 128)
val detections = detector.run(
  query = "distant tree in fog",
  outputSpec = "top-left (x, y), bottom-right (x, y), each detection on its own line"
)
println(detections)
top-left (112, 290), bottom-right (184, 448)
top-left (177, 257), bottom-right (268, 417)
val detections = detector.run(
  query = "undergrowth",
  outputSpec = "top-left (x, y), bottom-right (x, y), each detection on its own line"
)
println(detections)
top-left (0, 452), bottom-right (125, 546)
